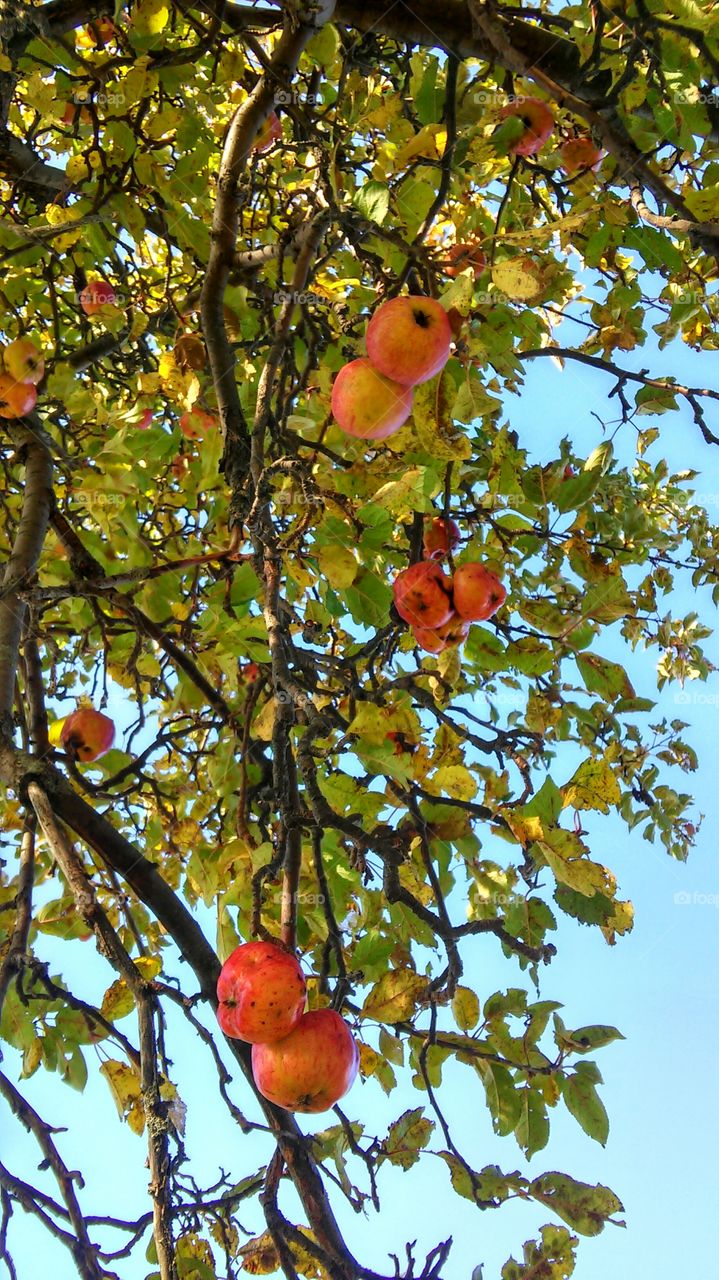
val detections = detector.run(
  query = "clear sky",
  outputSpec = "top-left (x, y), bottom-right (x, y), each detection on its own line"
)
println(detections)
top-left (3, 296), bottom-right (718, 1279)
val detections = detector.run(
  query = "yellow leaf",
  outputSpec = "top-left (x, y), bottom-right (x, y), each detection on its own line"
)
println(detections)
top-left (427, 764), bottom-right (477, 801)
top-left (537, 829), bottom-right (616, 899)
top-left (315, 542), bottom-right (357, 590)
top-left (452, 986), bottom-right (480, 1031)
top-left (394, 124), bottom-right (447, 167)
top-left (502, 813), bottom-right (545, 845)
top-left (48, 718), bottom-right (66, 746)
top-left (563, 758), bottom-right (621, 813)
top-left (362, 968), bottom-right (427, 1024)
top-left (251, 697), bottom-right (276, 742)
top-left (492, 258), bottom-right (544, 300)
top-left (131, 0), bottom-right (169, 35)
top-left (99, 1060), bottom-right (142, 1125)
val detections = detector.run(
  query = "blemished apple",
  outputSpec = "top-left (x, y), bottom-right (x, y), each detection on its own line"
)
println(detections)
top-left (498, 97), bottom-right (554, 157)
top-left (79, 281), bottom-right (117, 315)
top-left (217, 940), bottom-right (306, 1044)
top-left (559, 136), bottom-right (603, 174)
top-left (3, 338), bottom-right (44, 385)
top-left (179, 408), bottom-right (218, 439)
top-left (365, 295), bottom-right (452, 387)
top-left (443, 242), bottom-right (487, 279)
top-left (393, 561), bottom-right (454, 629)
top-left (331, 358), bottom-right (413, 439)
top-left (253, 111), bottom-right (282, 153)
top-left (423, 516), bottom-right (461, 561)
top-left (413, 615), bottom-right (470, 653)
top-left (452, 564), bottom-right (507, 622)
top-left (0, 375), bottom-right (37, 419)
top-left (251, 1008), bottom-right (359, 1112)
top-left (60, 707), bottom-right (116, 762)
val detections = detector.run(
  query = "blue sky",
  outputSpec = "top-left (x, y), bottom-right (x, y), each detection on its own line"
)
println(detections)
top-left (3, 302), bottom-right (718, 1279)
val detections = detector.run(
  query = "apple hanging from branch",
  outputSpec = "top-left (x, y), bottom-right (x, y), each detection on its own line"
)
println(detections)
top-left (60, 707), bottom-right (116, 762)
top-left (251, 1008), bottom-right (359, 1113)
top-left (365, 295), bottom-right (452, 386)
top-left (217, 941), bottom-right (307, 1044)
top-left (392, 561), bottom-right (454, 629)
top-left (331, 358), bottom-right (413, 439)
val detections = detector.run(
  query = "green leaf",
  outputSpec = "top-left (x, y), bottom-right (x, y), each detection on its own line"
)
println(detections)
top-left (515, 1087), bottom-right (550, 1158)
top-left (354, 180), bottom-right (390, 226)
top-left (576, 653), bottom-right (635, 700)
top-left (383, 1107), bottom-right (434, 1168)
top-left (529, 1173), bottom-right (625, 1236)
top-left (563, 1072), bottom-right (609, 1145)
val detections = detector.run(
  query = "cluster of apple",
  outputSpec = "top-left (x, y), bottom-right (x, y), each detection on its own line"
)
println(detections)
top-left (331, 294), bottom-right (452, 441)
top-left (393, 516), bottom-right (507, 653)
top-left (59, 706), bottom-right (116, 762)
top-left (217, 940), bottom-right (359, 1113)
top-left (494, 97), bottom-right (602, 172)
top-left (0, 337), bottom-right (44, 420)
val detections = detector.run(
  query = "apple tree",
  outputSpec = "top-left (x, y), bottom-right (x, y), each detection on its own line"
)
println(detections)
top-left (0, 1), bottom-right (717, 1277)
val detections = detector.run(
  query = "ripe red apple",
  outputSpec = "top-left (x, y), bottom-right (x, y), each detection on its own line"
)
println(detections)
top-left (393, 561), bottom-right (454, 629)
top-left (79, 281), bottom-right (117, 315)
top-left (239, 662), bottom-right (260, 683)
top-left (559, 137), bottom-right (603, 174)
top-left (423, 516), bottom-right (461, 561)
top-left (0, 376), bottom-right (37, 419)
top-left (135, 409), bottom-right (153, 430)
top-left (443, 242), bottom-right (487, 279)
top-left (217, 940), bottom-right (306, 1044)
top-left (413, 615), bottom-right (470, 653)
top-left (60, 707), bottom-right (116, 762)
top-left (365, 295), bottom-right (452, 387)
top-left (452, 564), bottom-right (507, 622)
top-left (253, 111), bottom-right (282, 153)
top-left (498, 97), bottom-right (554, 157)
top-left (251, 1008), bottom-right (359, 1113)
top-left (178, 408), bottom-right (218, 440)
top-left (331, 357), bottom-right (413, 439)
top-left (3, 338), bottom-right (44, 385)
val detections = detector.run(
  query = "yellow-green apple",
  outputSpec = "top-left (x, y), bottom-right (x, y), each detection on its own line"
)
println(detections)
top-left (179, 408), bottom-right (218, 440)
top-left (251, 1008), bottom-right (359, 1112)
top-left (80, 281), bottom-right (117, 315)
top-left (365, 295), bottom-right (451, 386)
top-left (413, 615), bottom-right (470, 653)
top-left (3, 338), bottom-right (44, 385)
top-left (423, 516), bottom-right (461, 561)
top-left (0, 375), bottom-right (37, 419)
top-left (452, 564), bottom-right (507, 621)
top-left (331, 357), bottom-right (413, 439)
top-left (217, 940), bottom-right (306, 1044)
top-left (498, 97), bottom-right (554, 157)
top-left (393, 561), bottom-right (454, 629)
top-left (253, 111), bottom-right (282, 153)
top-left (443, 242), bottom-right (487, 279)
top-left (60, 707), bottom-right (116, 762)
top-left (559, 136), bottom-right (603, 174)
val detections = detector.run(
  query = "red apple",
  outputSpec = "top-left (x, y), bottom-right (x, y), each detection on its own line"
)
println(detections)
top-left (80, 281), bottom-right (117, 315)
top-left (217, 940), bottom-right (306, 1044)
top-left (452, 564), bottom-right (507, 622)
top-left (423, 516), bottom-right (461, 561)
top-left (60, 707), bottom-right (116, 762)
top-left (559, 137), bottom-right (603, 174)
top-left (393, 561), bottom-right (454, 629)
top-left (331, 357), bottom-right (413, 440)
top-left (365, 295), bottom-right (452, 387)
top-left (443, 242), bottom-right (487, 279)
top-left (251, 1008), bottom-right (359, 1113)
top-left (3, 338), bottom-right (44, 385)
top-left (239, 662), bottom-right (260, 683)
top-left (413, 615), bottom-right (470, 653)
top-left (0, 375), bottom-right (37, 419)
top-left (253, 111), bottom-right (282, 153)
top-left (135, 409), bottom-right (153, 430)
top-left (178, 408), bottom-right (218, 440)
top-left (499, 97), bottom-right (554, 157)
